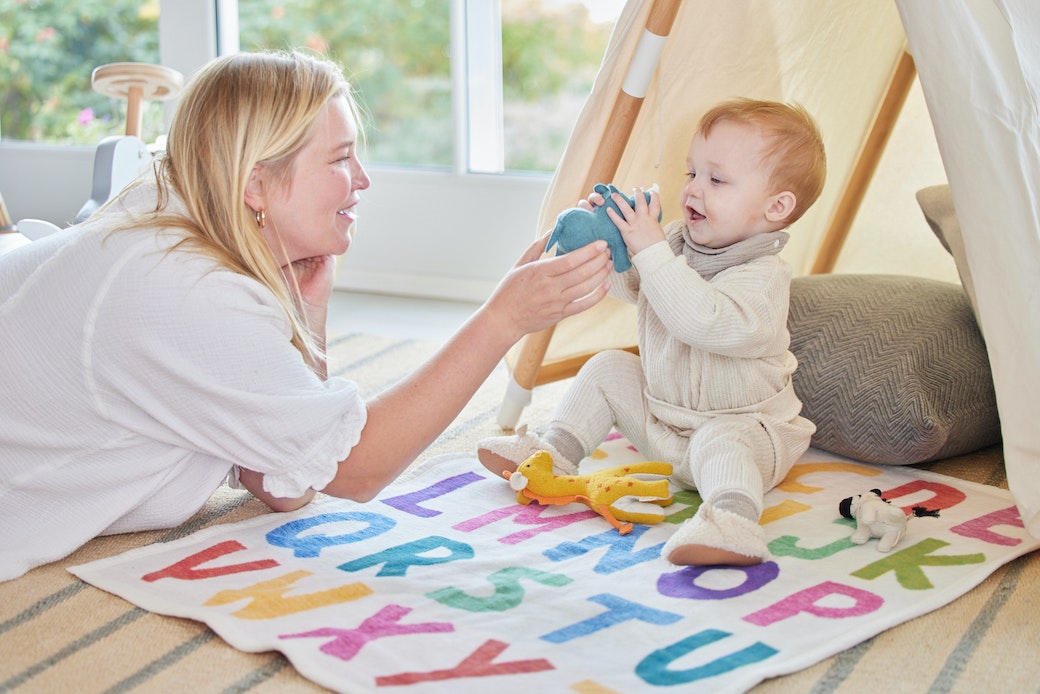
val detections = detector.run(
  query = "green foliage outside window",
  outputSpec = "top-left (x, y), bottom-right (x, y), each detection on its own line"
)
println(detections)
top-left (238, 0), bottom-right (455, 168)
top-left (500, 0), bottom-right (613, 171)
top-left (1, 0), bottom-right (615, 172)
top-left (239, 0), bottom-right (614, 171)
top-left (0, 0), bottom-right (162, 144)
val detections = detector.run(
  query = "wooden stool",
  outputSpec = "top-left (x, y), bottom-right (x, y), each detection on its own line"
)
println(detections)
top-left (91, 62), bottom-right (184, 138)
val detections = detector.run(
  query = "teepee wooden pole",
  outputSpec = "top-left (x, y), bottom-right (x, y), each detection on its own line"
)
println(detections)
top-left (500, 0), bottom-right (683, 429)
top-left (810, 50), bottom-right (916, 274)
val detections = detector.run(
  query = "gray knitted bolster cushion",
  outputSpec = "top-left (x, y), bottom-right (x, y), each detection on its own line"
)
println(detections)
top-left (787, 274), bottom-right (1001, 464)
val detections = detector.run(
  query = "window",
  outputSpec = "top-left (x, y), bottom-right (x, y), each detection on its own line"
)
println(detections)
top-left (238, 0), bottom-right (454, 168)
top-left (499, 0), bottom-right (619, 172)
top-left (1, 0), bottom-right (623, 174)
top-left (236, 0), bottom-right (621, 173)
top-left (0, 0), bottom-right (164, 144)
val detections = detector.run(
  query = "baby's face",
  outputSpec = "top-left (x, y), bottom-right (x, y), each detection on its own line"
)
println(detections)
top-left (680, 121), bottom-right (781, 249)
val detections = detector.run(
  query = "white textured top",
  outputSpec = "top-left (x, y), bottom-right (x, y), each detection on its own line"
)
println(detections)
top-left (0, 184), bottom-right (366, 580)
top-left (611, 221), bottom-right (804, 430)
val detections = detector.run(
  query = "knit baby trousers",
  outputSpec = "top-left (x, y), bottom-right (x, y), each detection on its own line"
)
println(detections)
top-left (546, 349), bottom-right (813, 515)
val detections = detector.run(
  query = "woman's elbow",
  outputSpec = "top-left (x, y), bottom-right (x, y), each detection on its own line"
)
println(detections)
top-left (320, 476), bottom-right (383, 504)
top-left (263, 489), bottom-right (316, 513)
top-left (238, 467), bottom-right (316, 513)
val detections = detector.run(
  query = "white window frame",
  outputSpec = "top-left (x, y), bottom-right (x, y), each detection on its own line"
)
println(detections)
top-left (457, 0), bottom-right (505, 173)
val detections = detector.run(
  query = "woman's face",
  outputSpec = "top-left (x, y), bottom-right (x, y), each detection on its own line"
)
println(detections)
top-left (260, 96), bottom-right (370, 266)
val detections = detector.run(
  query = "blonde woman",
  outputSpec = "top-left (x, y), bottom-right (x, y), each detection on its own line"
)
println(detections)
top-left (0, 50), bottom-right (612, 581)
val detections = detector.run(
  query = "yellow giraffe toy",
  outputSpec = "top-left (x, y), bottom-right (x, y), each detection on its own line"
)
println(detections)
top-left (503, 450), bottom-right (674, 534)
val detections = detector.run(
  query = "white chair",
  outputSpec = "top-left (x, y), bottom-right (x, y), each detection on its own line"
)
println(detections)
top-left (75, 62), bottom-right (183, 223)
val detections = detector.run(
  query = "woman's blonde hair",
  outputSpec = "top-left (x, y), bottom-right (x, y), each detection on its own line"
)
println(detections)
top-left (120, 50), bottom-right (358, 370)
top-left (698, 98), bottom-right (826, 226)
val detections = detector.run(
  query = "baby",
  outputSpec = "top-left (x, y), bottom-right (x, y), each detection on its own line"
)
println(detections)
top-left (479, 98), bottom-right (826, 566)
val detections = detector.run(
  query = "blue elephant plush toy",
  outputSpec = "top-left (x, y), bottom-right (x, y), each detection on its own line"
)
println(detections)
top-left (545, 183), bottom-right (659, 273)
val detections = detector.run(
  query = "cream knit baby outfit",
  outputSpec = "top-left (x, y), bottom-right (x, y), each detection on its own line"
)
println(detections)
top-left (546, 220), bottom-right (815, 516)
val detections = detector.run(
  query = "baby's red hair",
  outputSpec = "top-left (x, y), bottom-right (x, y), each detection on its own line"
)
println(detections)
top-left (699, 98), bottom-right (827, 225)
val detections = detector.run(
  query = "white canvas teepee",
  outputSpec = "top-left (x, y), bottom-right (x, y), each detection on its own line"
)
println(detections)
top-left (500, 0), bottom-right (908, 416)
top-left (541, 0), bottom-right (908, 268)
top-left (500, 0), bottom-right (1040, 537)
top-left (898, 0), bottom-right (1040, 536)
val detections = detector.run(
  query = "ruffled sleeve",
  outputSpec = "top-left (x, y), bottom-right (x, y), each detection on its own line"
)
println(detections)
top-left (85, 237), bottom-right (370, 499)
top-left (258, 378), bottom-right (367, 498)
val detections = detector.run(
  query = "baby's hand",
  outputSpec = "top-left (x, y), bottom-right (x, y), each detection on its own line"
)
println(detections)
top-left (606, 186), bottom-right (664, 256)
top-left (576, 189), bottom-right (606, 213)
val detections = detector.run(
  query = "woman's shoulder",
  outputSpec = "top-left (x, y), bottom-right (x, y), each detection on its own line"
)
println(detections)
top-left (131, 238), bottom-right (273, 307)
top-left (95, 241), bottom-right (289, 347)
top-left (81, 207), bottom-right (276, 319)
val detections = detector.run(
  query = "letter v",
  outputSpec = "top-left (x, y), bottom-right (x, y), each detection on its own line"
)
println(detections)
top-left (142, 540), bottom-right (279, 582)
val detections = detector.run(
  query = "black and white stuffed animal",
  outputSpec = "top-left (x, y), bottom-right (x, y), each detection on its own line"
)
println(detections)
top-left (838, 489), bottom-right (940, 552)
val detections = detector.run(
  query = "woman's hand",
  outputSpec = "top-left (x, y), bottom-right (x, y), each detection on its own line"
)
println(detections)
top-left (283, 254), bottom-right (336, 332)
top-left (482, 233), bottom-right (612, 345)
top-left (319, 234), bottom-right (611, 504)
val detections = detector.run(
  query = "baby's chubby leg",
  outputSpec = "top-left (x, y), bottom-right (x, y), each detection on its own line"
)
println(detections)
top-left (477, 349), bottom-right (649, 475)
top-left (664, 417), bottom-right (776, 566)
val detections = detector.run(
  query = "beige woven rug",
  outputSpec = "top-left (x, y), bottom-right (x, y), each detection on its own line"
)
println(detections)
top-left (2, 333), bottom-right (1039, 693)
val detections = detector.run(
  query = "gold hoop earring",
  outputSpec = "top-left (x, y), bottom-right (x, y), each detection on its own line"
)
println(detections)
top-left (254, 208), bottom-right (266, 229)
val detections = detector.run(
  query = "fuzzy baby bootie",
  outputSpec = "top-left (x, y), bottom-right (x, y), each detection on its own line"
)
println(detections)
top-left (662, 503), bottom-right (768, 567)
top-left (476, 424), bottom-right (578, 478)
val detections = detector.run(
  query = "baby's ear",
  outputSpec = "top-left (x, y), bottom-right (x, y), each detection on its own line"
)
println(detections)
top-left (765, 191), bottom-right (796, 224)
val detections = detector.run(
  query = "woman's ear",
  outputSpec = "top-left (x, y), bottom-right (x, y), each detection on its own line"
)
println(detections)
top-left (243, 165), bottom-right (266, 212)
top-left (765, 191), bottom-right (796, 224)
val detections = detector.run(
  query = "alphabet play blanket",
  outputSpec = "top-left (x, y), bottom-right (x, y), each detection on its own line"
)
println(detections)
top-left (70, 436), bottom-right (1039, 693)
